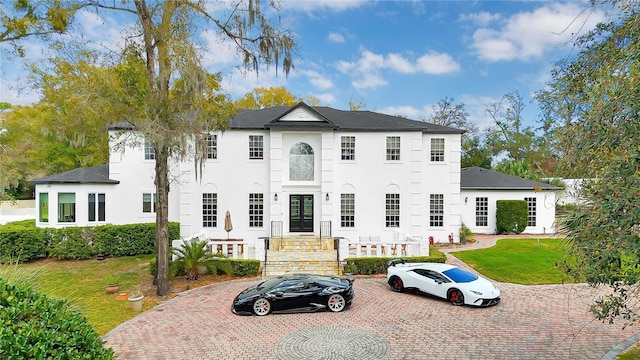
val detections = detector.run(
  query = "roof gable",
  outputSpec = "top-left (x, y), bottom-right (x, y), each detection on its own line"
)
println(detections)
top-left (461, 167), bottom-right (560, 191)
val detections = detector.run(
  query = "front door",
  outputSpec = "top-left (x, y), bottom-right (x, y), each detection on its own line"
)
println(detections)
top-left (290, 194), bottom-right (313, 232)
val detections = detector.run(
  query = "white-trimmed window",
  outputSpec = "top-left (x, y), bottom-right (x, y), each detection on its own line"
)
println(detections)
top-left (429, 194), bottom-right (444, 227)
top-left (341, 136), bottom-right (355, 161)
top-left (525, 197), bottom-right (537, 227)
top-left (58, 193), bottom-right (76, 222)
top-left (386, 136), bottom-right (400, 161)
top-left (143, 193), bottom-right (156, 213)
top-left (249, 193), bottom-right (264, 227)
top-left (202, 193), bottom-right (217, 227)
top-left (289, 142), bottom-right (314, 181)
top-left (385, 194), bottom-right (400, 227)
top-left (431, 138), bottom-right (445, 162)
top-left (475, 197), bottom-right (488, 227)
top-left (249, 135), bottom-right (264, 159)
top-left (39, 193), bottom-right (48, 223)
top-left (206, 135), bottom-right (217, 159)
top-left (88, 193), bottom-right (105, 222)
top-left (341, 194), bottom-right (355, 228)
top-left (144, 139), bottom-right (155, 160)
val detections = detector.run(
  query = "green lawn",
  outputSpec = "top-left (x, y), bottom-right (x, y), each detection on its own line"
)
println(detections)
top-left (450, 238), bottom-right (574, 285)
top-left (3, 255), bottom-right (154, 335)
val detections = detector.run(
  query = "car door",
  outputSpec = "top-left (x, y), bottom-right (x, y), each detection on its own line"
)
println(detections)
top-left (268, 280), bottom-right (306, 311)
top-left (410, 269), bottom-right (450, 299)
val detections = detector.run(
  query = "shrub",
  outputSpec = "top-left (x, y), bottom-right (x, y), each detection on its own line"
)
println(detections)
top-left (0, 225), bottom-right (48, 263)
top-left (343, 247), bottom-right (447, 275)
top-left (496, 200), bottom-right (528, 234)
top-left (0, 278), bottom-right (114, 359)
top-left (49, 227), bottom-right (95, 260)
top-left (171, 240), bottom-right (231, 280)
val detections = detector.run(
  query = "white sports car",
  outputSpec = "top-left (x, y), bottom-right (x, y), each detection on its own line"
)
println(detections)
top-left (386, 259), bottom-right (500, 307)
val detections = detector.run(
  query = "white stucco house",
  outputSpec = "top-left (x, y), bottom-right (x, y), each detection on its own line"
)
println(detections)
top-left (31, 103), bottom-right (559, 262)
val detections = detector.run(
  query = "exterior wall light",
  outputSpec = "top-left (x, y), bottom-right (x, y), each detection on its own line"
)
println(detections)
top-left (274, 193), bottom-right (278, 201)
top-left (326, 193), bottom-right (330, 201)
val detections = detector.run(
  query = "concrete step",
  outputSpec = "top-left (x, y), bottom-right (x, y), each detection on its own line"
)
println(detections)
top-left (264, 260), bottom-right (342, 277)
top-left (271, 236), bottom-right (334, 251)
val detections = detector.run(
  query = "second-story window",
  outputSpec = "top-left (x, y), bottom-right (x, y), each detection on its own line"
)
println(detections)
top-left (341, 136), bottom-right (355, 160)
top-left (144, 139), bottom-right (155, 160)
top-left (386, 136), bottom-right (400, 161)
top-left (249, 135), bottom-right (264, 159)
top-left (431, 138), bottom-right (445, 162)
top-left (206, 134), bottom-right (217, 159)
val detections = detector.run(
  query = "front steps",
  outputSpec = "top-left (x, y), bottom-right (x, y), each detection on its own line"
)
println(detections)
top-left (264, 236), bottom-right (341, 277)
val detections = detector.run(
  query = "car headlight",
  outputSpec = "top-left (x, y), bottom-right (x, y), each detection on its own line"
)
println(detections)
top-left (470, 290), bottom-right (482, 296)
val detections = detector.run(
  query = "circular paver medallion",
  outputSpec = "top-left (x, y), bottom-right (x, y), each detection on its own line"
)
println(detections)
top-left (274, 325), bottom-right (390, 360)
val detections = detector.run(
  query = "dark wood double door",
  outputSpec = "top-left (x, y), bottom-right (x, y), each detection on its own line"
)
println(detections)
top-left (289, 194), bottom-right (313, 232)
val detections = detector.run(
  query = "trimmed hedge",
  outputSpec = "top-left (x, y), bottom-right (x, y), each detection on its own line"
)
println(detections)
top-left (343, 247), bottom-right (447, 275)
top-left (496, 200), bottom-right (528, 234)
top-left (0, 278), bottom-right (114, 359)
top-left (149, 257), bottom-right (261, 277)
top-left (0, 221), bottom-right (180, 262)
top-left (0, 222), bottom-right (48, 262)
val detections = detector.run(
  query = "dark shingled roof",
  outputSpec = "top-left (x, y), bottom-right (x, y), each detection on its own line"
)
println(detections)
top-left (31, 165), bottom-right (119, 184)
top-left (109, 103), bottom-right (465, 134)
top-left (461, 167), bottom-right (560, 190)
top-left (229, 103), bottom-right (463, 133)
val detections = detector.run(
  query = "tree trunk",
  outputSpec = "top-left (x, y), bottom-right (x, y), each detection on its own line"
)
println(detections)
top-left (155, 143), bottom-right (171, 296)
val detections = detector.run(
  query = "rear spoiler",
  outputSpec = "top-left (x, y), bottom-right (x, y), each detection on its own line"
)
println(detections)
top-left (342, 273), bottom-right (355, 285)
top-left (386, 258), bottom-right (407, 267)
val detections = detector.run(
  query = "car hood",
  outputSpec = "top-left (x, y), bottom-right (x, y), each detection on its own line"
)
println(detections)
top-left (467, 277), bottom-right (500, 296)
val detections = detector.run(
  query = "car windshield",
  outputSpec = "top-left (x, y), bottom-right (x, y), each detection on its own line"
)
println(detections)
top-left (257, 277), bottom-right (285, 290)
top-left (442, 267), bottom-right (478, 283)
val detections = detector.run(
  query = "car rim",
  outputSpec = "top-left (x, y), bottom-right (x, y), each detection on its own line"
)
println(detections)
top-left (327, 294), bottom-right (345, 312)
top-left (253, 298), bottom-right (270, 316)
top-left (450, 290), bottom-right (464, 306)
top-left (391, 277), bottom-right (403, 292)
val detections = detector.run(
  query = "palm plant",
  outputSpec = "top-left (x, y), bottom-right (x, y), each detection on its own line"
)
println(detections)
top-left (170, 239), bottom-right (231, 280)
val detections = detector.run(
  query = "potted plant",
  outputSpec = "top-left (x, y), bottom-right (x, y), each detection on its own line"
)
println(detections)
top-left (105, 284), bottom-right (120, 294)
top-left (128, 289), bottom-right (144, 312)
top-left (459, 223), bottom-right (474, 244)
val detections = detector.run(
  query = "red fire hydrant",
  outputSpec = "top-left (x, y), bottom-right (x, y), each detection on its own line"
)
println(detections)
top-left (428, 236), bottom-right (434, 245)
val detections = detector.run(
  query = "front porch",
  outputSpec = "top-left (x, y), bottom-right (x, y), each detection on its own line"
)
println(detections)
top-left (171, 221), bottom-right (429, 277)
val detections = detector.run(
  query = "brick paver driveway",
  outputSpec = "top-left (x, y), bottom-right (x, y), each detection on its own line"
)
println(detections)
top-left (104, 275), bottom-right (640, 359)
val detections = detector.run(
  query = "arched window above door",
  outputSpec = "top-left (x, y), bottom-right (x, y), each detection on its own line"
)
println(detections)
top-left (290, 142), bottom-right (314, 181)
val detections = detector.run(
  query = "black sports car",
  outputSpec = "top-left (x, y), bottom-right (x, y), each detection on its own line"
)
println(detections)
top-left (231, 273), bottom-right (355, 316)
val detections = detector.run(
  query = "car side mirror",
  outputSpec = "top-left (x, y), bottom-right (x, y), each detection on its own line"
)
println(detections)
top-left (275, 292), bottom-right (284, 297)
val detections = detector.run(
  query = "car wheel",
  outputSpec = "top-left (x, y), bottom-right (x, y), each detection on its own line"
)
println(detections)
top-left (327, 294), bottom-right (346, 312)
top-left (253, 298), bottom-right (271, 316)
top-left (448, 289), bottom-right (464, 306)
top-left (388, 276), bottom-right (405, 292)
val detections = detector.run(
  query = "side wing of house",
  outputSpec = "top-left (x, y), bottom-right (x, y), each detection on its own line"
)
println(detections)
top-left (460, 189), bottom-right (557, 235)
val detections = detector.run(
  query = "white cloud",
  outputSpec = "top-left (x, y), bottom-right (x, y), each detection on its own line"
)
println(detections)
top-left (471, 3), bottom-right (606, 62)
top-left (200, 29), bottom-right (241, 67)
top-left (336, 48), bottom-right (459, 90)
top-left (416, 52), bottom-right (461, 74)
top-left (459, 11), bottom-right (501, 26)
top-left (386, 53), bottom-right (414, 74)
top-left (299, 70), bottom-right (334, 90)
top-left (328, 32), bottom-right (345, 43)
top-left (0, 78), bottom-right (41, 106)
top-left (281, 0), bottom-right (368, 12)
top-left (313, 93), bottom-right (336, 105)
top-left (352, 73), bottom-right (387, 90)
top-left (378, 105), bottom-right (428, 120)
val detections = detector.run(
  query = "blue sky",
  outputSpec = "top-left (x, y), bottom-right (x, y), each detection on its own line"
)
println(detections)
top-left (1, 1), bottom-right (606, 130)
